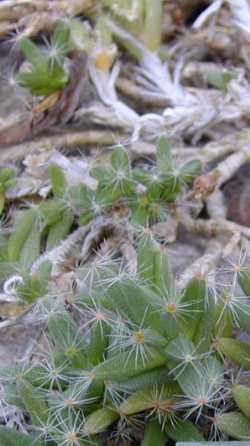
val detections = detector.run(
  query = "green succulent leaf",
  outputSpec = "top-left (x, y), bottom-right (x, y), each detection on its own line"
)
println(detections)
top-left (17, 380), bottom-right (49, 426)
top-left (93, 347), bottom-right (166, 381)
top-left (16, 272), bottom-right (50, 304)
top-left (0, 192), bottom-right (5, 215)
top-left (85, 407), bottom-right (119, 435)
top-left (19, 220), bottom-right (41, 269)
top-left (18, 34), bottom-right (70, 96)
top-left (207, 70), bottom-right (235, 92)
top-left (0, 168), bottom-right (16, 191)
top-left (49, 164), bottom-right (67, 198)
top-left (233, 384), bottom-right (250, 419)
top-left (215, 411), bottom-right (250, 439)
top-left (180, 159), bottom-right (202, 185)
top-left (142, 419), bottom-right (168, 446)
top-left (111, 145), bottom-right (130, 172)
top-left (166, 418), bottom-right (204, 441)
top-left (39, 200), bottom-right (65, 226)
top-left (18, 65), bottom-right (70, 96)
top-left (20, 37), bottom-right (48, 70)
top-left (0, 427), bottom-right (42, 446)
top-left (8, 208), bottom-right (38, 262)
top-left (48, 310), bottom-right (87, 368)
top-left (53, 21), bottom-right (71, 53)
top-left (217, 337), bottom-right (250, 370)
top-left (119, 383), bottom-right (178, 415)
top-left (117, 366), bottom-right (170, 392)
top-left (238, 269), bottom-right (250, 296)
top-left (156, 136), bottom-right (173, 174)
top-left (46, 210), bottom-right (74, 250)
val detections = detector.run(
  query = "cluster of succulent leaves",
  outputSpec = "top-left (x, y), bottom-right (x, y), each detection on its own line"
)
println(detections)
top-left (14, 0), bottom-right (174, 99)
top-left (18, 22), bottom-right (71, 96)
top-left (81, 138), bottom-right (202, 226)
top-left (0, 137), bottom-right (201, 306)
top-left (3, 4), bottom-right (250, 444)
top-left (2, 228), bottom-right (250, 445)
top-left (2, 138), bottom-right (250, 444)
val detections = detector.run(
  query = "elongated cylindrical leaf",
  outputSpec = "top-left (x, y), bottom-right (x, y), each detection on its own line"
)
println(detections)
top-left (8, 209), bottom-right (37, 262)
top-left (19, 219), bottom-right (41, 269)
top-left (93, 347), bottom-right (167, 381)
top-left (142, 419), bottom-right (168, 446)
top-left (49, 164), bottom-right (67, 198)
top-left (46, 211), bottom-right (74, 250)
top-left (156, 136), bottom-right (173, 174)
top-left (0, 427), bottom-right (42, 446)
top-left (119, 383), bottom-right (177, 415)
top-left (233, 384), bottom-right (250, 418)
top-left (238, 270), bottom-right (250, 296)
top-left (116, 366), bottom-right (170, 392)
top-left (111, 145), bottom-right (130, 173)
top-left (84, 407), bottom-right (119, 435)
top-left (180, 160), bottom-right (202, 185)
top-left (18, 380), bottom-right (49, 426)
top-left (166, 418), bottom-right (204, 441)
top-left (48, 311), bottom-right (87, 368)
top-left (216, 411), bottom-right (250, 439)
top-left (217, 337), bottom-right (250, 370)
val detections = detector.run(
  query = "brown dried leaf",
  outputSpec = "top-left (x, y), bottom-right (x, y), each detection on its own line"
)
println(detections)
top-left (194, 170), bottom-right (221, 198)
top-left (0, 118), bottom-right (32, 147)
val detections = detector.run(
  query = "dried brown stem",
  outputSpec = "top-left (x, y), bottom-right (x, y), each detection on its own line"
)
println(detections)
top-left (206, 190), bottom-right (227, 220)
top-left (200, 129), bottom-right (250, 162)
top-left (0, 130), bottom-right (123, 163)
top-left (0, 0), bottom-right (95, 22)
top-left (181, 212), bottom-right (250, 239)
top-left (116, 77), bottom-right (169, 108)
top-left (195, 147), bottom-right (250, 199)
top-left (177, 238), bottom-right (224, 290)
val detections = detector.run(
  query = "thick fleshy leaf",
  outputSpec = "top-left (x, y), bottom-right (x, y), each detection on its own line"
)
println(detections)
top-left (39, 200), bottom-right (65, 225)
top-left (0, 191), bottom-right (5, 215)
top-left (8, 209), bottom-right (38, 261)
top-left (238, 269), bottom-right (250, 296)
top-left (217, 337), bottom-right (250, 370)
top-left (180, 159), bottom-right (202, 185)
top-left (46, 210), bottom-right (74, 250)
top-left (19, 219), bottom-right (41, 269)
top-left (0, 427), bottom-right (42, 446)
top-left (85, 407), bottom-right (119, 435)
top-left (142, 419), bottom-right (168, 446)
top-left (156, 136), bottom-right (173, 174)
top-left (48, 311), bottom-right (87, 368)
top-left (20, 37), bottom-right (48, 69)
top-left (166, 418), bottom-right (204, 441)
top-left (233, 384), bottom-right (250, 419)
top-left (111, 145), bottom-right (130, 173)
top-left (17, 380), bottom-right (49, 426)
top-left (216, 411), bottom-right (250, 439)
top-left (120, 383), bottom-right (178, 415)
top-left (49, 164), bottom-right (67, 198)
top-left (93, 347), bottom-right (167, 381)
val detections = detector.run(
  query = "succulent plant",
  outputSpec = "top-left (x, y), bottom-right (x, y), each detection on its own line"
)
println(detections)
top-left (18, 22), bottom-right (71, 96)
top-left (0, 137), bottom-right (201, 306)
top-left (73, 137), bottom-right (201, 226)
top-left (2, 137), bottom-right (250, 444)
top-left (1, 223), bottom-right (250, 444)
top-left (1, 1), bottom-right (250, 443)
